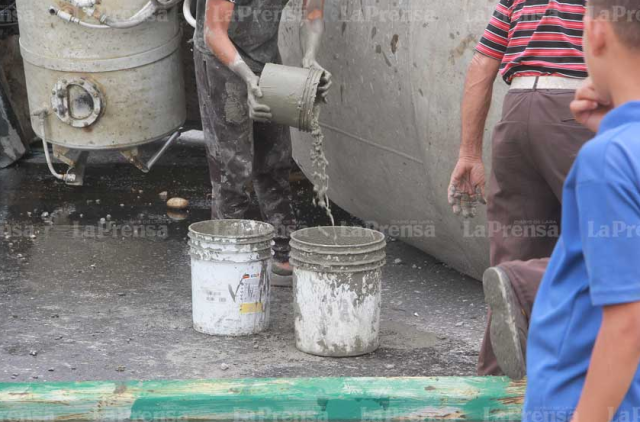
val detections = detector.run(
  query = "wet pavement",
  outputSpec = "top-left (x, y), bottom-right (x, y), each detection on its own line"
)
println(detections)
top-left (0, 133), bottom-right (486, 382)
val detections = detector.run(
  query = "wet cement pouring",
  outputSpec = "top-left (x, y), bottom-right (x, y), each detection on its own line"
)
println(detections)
top-left (0, 133), bottom-right (486, 382)
top-left (310, 108), bottom-right (335, 226)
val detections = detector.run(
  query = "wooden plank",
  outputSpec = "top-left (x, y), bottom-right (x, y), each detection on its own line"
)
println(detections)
top-left (0, 377), bottom-right (525, 422)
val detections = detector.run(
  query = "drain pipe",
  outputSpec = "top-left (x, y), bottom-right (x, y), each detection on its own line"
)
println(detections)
top-left (183, 0), bottom-right (196, 28)
top-left (33, 109), bottom-right (77, 184)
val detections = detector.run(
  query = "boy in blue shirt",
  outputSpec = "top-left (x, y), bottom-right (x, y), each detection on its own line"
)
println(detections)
top-left (524, 1), bottom-right (640, 421)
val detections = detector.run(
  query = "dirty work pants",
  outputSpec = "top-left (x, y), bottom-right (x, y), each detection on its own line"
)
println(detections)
top-left (194, 49), bottom-right (297, 262)
top-left (477, 89), bottom-right (594, 376)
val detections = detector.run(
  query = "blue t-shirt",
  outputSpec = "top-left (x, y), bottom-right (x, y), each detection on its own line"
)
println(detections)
top-left (524, 101), bottom-right (640, 422)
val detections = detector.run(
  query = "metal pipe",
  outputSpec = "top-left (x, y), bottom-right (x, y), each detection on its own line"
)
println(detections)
top-left (49, 7), bottom-right (110, 29)
top-left (152, 0), bottom-right (183, 10)
top-left (49, 1), bottom-right (163, 30)
top-left (33, 110), bottom-right (76, 183)
top-left (76, 20), bottom-right (109, 29)
top-left (98, 1), bottom-right (158, 29)
top-left (183, 0), bottom-right (196, 28)
top-left (144, 131), bottom-right (181, 172)
top-left (64, 0), bottom-right (95, 7)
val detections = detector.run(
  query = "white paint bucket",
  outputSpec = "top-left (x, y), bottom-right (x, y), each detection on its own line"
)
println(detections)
top-left (189, 220), bottom-right (275, 336)
top-left (290, 226), bottom-right (387, 357)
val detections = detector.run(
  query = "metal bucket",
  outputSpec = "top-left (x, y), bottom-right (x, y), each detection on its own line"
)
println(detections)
top-left (290, 226), bottom-right (387, 357)
top-left (189, 220), bottom-right (275, 336)
top-left (258, 63), bottom-right (324, 132)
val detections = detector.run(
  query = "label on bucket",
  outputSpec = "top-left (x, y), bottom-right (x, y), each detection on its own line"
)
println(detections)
top-left (239, 272), bottom-right (264, 314)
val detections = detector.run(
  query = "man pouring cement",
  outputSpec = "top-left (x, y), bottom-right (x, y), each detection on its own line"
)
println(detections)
top-left (193, 0), bottom-right (332, 283)
top-left (448, 0), bottom-right (592, 378)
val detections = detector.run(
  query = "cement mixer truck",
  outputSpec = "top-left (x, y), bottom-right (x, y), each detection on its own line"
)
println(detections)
top-left (4, 0), bottom-right (502, 279)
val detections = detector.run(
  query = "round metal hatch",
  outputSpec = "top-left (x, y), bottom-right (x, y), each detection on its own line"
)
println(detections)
top-left (51, 78), bottom-right (104, 128)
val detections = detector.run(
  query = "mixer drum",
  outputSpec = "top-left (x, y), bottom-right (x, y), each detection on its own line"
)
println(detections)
top-left (279, 0), bottom-right (508, 279)
top-left (17, 0), bottom-right (186, 150)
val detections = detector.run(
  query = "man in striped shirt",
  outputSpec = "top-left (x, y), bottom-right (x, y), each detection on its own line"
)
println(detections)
top-left (448, 0), bottom-right (593, 379)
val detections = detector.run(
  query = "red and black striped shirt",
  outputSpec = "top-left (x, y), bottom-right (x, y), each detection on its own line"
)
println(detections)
top-left (476, 0), bottom-right (588, 83)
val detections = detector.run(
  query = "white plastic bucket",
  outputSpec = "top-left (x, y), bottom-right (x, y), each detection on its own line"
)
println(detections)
top-left (290, 226), bottom-right (387, 356)
top-left (189, 220), bottom-right (275, 336)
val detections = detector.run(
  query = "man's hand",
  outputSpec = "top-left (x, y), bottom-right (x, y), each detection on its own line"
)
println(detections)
top-left (449, 53), bottom-right (498, 219)
top-left (448, 157), bottom-right (487, 219)
top-left (303, 57), bottom-right (332, 102)
top-left (570, 78), bottom-right (613, 133)
top-left (245, 74), bottom-right (272, 123)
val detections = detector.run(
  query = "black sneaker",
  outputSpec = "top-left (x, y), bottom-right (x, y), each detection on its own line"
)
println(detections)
top-left (483, 266), bottom-right (528, 380)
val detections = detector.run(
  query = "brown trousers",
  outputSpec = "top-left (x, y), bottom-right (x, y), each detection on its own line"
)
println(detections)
top-left (477, 88), bottom-right (594, 376)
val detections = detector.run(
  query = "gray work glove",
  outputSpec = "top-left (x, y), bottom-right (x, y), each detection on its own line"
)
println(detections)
top-left (302, 56), bottom-right (332, 102)
top-left (229, 58), bottom-right (272, 123)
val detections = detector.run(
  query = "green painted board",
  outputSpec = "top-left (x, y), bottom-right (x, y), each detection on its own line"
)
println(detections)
top-left (0, 377), bottom-right (525, 421)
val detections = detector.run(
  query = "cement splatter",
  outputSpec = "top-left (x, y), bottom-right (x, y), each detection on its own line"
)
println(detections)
top-left (309, 107), bottom-right (335, 227)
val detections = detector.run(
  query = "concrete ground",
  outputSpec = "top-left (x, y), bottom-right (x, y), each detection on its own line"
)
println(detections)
top-left (0, 134), bottom-right (487, 382)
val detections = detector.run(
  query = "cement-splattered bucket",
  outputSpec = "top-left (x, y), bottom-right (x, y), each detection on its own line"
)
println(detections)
top-left (189, 220), bottom-right (274, 336)
top-left (290, 226), bottom-right (386, 357)
top-left (258, 63), bottom-right (325, 132)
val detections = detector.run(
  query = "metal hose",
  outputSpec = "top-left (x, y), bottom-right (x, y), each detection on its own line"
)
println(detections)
top-left (49, 6), bottom-right (109, 29)
top-left (152, 0), bottom-right (183, 10)
top-left (183, 0), bottom-right (196, 28)
top-left (33, 110), bottom-right (76, 183)
top-left (50, 0), bottom-right (180, 30)
top-left (99, 1), bottom-right (158, 29)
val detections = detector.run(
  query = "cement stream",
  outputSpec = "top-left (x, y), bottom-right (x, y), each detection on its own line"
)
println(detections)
top-left (309, 106), bottom-right (335, 227)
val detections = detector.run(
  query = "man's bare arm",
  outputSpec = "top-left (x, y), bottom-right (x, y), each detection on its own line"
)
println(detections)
top-left (300, 0), bottom-right (331, 98)
top-left (301, 0), bottom-right (324, 65)
top-left (571, 302), bottom-right (640, 422)
top-left (204, 0), bottom-right (238, 66)
top-left (460, 53), bottom-right (501, 160)
top-left (447, 53), bottom-right (500, 218)
top-left (204, 0), bottom-right (271, 121)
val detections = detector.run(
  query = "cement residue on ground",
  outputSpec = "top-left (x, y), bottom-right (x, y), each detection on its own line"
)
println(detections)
top-left (0, 135), bottom-right (485, 381)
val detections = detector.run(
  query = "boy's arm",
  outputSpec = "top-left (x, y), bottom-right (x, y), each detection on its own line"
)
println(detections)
top-left (204, 0), bottom-right (271, 122)
top-left (571, 78), bottom-right (613, 133)
top-left (300, 0), bottom-right (331, 99)
top-left (571, 302), bottom-right (640, 422)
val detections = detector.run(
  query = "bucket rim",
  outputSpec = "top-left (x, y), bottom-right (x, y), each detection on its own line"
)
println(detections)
top-left (298, 67), bottom-right (325, 132)
top-left (189, 219), bottom-right (275, 240)
top-left (291, 226), bottom-right (386, 250)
